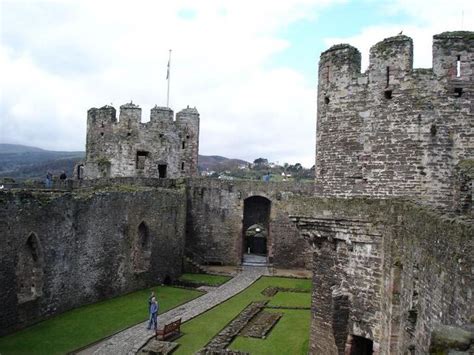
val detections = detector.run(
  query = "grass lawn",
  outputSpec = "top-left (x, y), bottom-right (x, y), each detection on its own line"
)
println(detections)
top-left (267, 291), bottom-right (311, 308)
top-left (0, 286), bottom-right (203, 355)
top-left (178, 273), bottom-right (232, 286)
top-left (229, 309), bottom-right (310, 355)
top-left (174, 276), bottom-right (311, 355)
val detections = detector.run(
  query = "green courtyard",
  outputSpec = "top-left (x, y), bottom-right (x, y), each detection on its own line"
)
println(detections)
top-left (174, 276), bottom-right (312, 354)
top-left (0, 285), bottom-right (203, 355)
top-left (0, 274), bottom-right (312, 355)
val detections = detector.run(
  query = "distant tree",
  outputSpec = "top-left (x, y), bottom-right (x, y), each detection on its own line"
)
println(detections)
top-left (253, 158), bottom-right (268, 166)
top-left (288, 163), bottom-right (303, 173)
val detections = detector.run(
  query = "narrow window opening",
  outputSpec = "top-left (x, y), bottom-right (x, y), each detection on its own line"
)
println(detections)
top-left (100, 132), bottom-right (104, 137)
top-left (159, 133), bottom-right (164, 138)
top-left (386, 66), bottom-right (390, 87)
top-left (430, 124), bottom-right (437, 136)
top-left (136, 151), bottom-right (149, 170)
top-left (186, 135), bottom-right (190, 139)
top-left (454, 87), bottom-right (463, 97)
top-left (181, 162), bottom-right (185, 171)
top-left (182, 141), bottom-right (186, 149)
top-left (456, 55), bottom-right (461, 77)
top-left (324, 96), bottom-right (330, 104)
top-left (384, 90), bottom-right (393, 100)
top-left (158, 164), bottom-right (167, 178)
top-left (101, 121), bottom-right (105, 128)
top-left (127, 132), bottom-right (131, 137)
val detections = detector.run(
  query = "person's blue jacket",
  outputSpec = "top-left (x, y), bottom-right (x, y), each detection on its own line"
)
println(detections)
top-left (150, 301), bottom-right (158, 314)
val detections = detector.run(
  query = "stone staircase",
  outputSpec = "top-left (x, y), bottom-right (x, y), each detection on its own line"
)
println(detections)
top-left (241, 254), bottom-right (267, 267)
top-left (184, 256), bottom-right (208, 274)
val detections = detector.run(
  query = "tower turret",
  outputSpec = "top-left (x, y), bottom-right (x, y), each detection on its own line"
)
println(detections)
top-left (86, 105), bottom-right (117, 160)
top-left (176, 106), bottom-right (200, 177)
top-left (150, 106), bottom-right (173, 122)
top-left (433, 31), bottom-right (474, 99)
top-left (119, 102), bottom-right (141, 130)
top-left (368, 35), bottom-right (413, 93)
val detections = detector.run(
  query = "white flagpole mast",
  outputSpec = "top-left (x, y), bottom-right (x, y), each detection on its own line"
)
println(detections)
top-left (166, 49), bottom-right (172, 108)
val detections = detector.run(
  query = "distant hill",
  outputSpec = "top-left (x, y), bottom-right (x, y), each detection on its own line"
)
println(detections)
top-left (198, 155), bottom-right (248, 171)
top-left (0, 144), bottom-right (85, 180)
top-left (0, 144), bottom-right (248, 180)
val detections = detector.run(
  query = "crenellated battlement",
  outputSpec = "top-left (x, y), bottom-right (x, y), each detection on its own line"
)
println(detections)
top-left (84, 101), bottom-right (200, 180)
top-left (315, 31), bottom-right (473, 214)
top-left (318, 31), bottom-right (473, 93)
top-left (88, 102), bottom-right (199, 129)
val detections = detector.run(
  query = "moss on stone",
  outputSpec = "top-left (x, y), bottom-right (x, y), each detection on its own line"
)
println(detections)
top-left (96, 157), bottom-right (110, 165)
top-left (435, 31), bottom-right (474, 40)
top-left (429, 325), bottom-right (472, 352)
top-left (457, 159), bottom-right (474, 178)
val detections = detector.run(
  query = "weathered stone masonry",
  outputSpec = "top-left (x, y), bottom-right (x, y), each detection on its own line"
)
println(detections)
top-left (290, 198), bottom-right (473, 355)
top-left (316, 32), bottom-right (474, 213)
top-left (84, 103), bottom-right (199, 179)
top-left (185, 178), bottom-right (315, 269)
top-left (0, 186), bottom-right (186, 335)
top-left (0, 31), bottom-right (472, 355)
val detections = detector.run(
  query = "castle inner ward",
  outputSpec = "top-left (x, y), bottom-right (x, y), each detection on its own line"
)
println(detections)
top-left (0, 31), bottom-right (472, 354)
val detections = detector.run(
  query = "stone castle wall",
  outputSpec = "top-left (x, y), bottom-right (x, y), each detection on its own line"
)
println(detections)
top-left (185, 178), bottom-right (314, 268)
top-left (84, 103), bottom-right (199, 179)
top-left (0, 186), bottom-right (186, 335)
top-left (290, 197), bottom-right (473, 354)
top-left (316, 31), bottom-right (474, 214)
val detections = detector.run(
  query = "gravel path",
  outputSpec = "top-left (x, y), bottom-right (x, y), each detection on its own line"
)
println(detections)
top-left (76, 266), bottom-right (268, 355)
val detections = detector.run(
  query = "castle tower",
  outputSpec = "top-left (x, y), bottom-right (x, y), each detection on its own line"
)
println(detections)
top-left (315, 31), bottom-right (473, 212)
top-left (316, 44), bottom-right (364, 191)
top-left (176, 106), bottom-right (200, 177)
top-left (83, 102), bottom-right (200, 180)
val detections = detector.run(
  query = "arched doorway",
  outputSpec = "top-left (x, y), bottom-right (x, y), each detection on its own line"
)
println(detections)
top-left (242, 196), bottom-right (271, 264)
top-left (16, 233), bottom-right (44, 304)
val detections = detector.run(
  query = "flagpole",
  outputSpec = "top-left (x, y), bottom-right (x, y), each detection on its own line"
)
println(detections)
top-left (167, 49), bottom-right (172, 108)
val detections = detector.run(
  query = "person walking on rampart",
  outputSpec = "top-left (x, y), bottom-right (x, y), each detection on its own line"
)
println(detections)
top-left (147, 296), bottom-right (159, 331)
top-left (45, 172), bottom-right (53, 189)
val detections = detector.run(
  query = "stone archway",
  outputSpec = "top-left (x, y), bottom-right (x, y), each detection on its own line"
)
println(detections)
top-left (242, 196), bottom-right (271, 264)
top-left (16, 233), bottom-right (44, 304)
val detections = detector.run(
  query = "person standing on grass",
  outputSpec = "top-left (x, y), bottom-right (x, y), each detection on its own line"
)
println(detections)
top-left (147, 296), bottom-right (159, 330)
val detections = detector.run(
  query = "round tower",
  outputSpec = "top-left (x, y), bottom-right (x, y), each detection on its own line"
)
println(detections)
top-left (316, 44), bottom-right (363, 188)
top-left (86, 105), bottom-right (116, 160)
top-left (119, 102), bottom-right (141, 130)
top-left (176, 106), bottom-right (200, 177)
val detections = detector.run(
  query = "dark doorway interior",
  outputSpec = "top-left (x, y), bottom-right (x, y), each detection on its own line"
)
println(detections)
top-left (350, 335), bottom-right (374, 355)
top-left (158, 164), bottom-right (167, 178)
top-left (242, 196), bottom-right (271, 256)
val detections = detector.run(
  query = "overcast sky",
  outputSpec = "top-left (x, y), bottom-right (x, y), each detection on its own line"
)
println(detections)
top-left (1, 0), bottom-right (472, 167)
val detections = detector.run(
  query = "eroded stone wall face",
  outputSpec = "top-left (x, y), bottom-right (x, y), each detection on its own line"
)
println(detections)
top-left (0, 187), bottom-right (186, 335)
top-left (290, 197), bottom-right (472, 355)
top-left (185, 179), bottom-right (314, 268)
top-left (84, 103), bottom-right (199, 180)
top-left (316, 32), bottom-right (474, 214)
